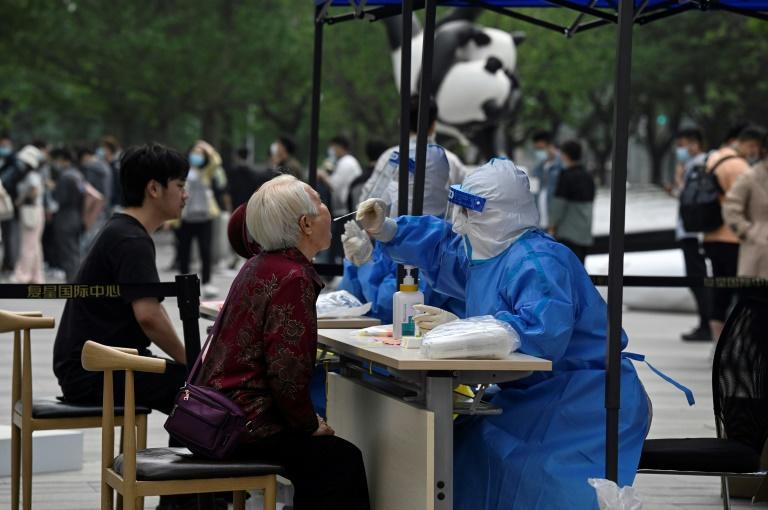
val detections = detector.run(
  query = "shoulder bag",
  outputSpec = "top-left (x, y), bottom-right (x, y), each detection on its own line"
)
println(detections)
top-left (164, 300), bottom-right (250, 460)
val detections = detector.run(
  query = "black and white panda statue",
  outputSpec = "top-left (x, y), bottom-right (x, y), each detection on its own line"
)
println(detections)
top-left (384, 8), bottom-right (524, 161)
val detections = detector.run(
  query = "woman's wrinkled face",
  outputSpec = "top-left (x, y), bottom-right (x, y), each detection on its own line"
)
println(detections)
top-left (303, 184), bottom-right (332, 251)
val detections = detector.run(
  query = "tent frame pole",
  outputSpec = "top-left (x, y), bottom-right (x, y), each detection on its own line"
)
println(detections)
top-left (605, 0), bottom-right (634, 483)
top-left (396, 0), bottom-right (414, 287)
top-left (397, 0), bottom-right (413, 220)
top-left (308, 4), bottom-right (325, 190)
top-left (412, 0), bottom-right (437, 220)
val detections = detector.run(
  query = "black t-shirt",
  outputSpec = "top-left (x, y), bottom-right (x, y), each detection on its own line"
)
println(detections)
top-left (53, 213), bottom-right (161, 386)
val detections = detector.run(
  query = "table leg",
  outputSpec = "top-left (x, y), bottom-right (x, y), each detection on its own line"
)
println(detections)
top-left (426, 374), bottom-right (453, 510)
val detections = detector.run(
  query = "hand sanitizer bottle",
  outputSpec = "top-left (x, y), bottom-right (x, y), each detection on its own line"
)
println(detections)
top-left (393, 265), bottom-right (424, 345)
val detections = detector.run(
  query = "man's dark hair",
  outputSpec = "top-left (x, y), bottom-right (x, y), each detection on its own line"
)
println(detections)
top-left (278, 135), bottom-right (296, 155)
top-left (120, 143), bottom-right (189, 208)
top-left (236, 146), bottom-right (249, 160)
top-left (101, 135), bottom-right (120, 153)
top-left (532, 130), bottom-right (554, 144)
top-left (0, 132), bottom-right (11, 142)
top-left (32, 139), bottom-right (48, 151)
top-left (330, 135), bottom-right (350, 151)
top-left (724, 122), bottom-right (750, 145)
top-left (408, 95), bottom-right (439, 133)
top-left (76, 146), bottom-right (94, 162)
top-left (50, 147), bottom-right (74, 162)
top-left (676, 127), bottom-right (704, 145)
top-left (560, 139), bottom-right (583, 163)
top-left (365, 139), bottom-right (389, 163)
top-left (738, 124), bottom-right (767, 143)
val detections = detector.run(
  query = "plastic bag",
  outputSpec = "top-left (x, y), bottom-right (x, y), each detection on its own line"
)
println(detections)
top-left (316, 290), bottom-right (372, 319)
top-left (420, 316), bottom-right (520, 359)
top-left (588, 479), bottom-right (643, 510)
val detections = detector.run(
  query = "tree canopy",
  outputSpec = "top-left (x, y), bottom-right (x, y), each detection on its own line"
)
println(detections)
top-left (2, 2), bottom-right (766, 182)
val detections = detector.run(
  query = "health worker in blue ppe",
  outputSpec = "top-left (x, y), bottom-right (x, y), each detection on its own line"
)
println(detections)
top-left (339, 144), bottom-right (463, 323)
top-left (347, 158), bottom-right (651, 509)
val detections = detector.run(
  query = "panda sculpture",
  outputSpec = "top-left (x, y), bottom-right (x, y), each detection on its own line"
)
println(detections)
top-left (384, 8), bottom-right (524, 161)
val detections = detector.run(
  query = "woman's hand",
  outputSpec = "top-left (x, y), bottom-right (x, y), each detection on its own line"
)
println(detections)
top-left (312, 415), bottom-right (335, 436)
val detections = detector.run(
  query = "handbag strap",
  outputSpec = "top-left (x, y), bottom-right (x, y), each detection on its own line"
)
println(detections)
top-left (186, 298), bottom-right (230, 385)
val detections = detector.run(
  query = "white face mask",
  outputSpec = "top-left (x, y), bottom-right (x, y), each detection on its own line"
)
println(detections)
top-left (269, 142), bottom-right (279, 157)
top-left (326, 147), bottom-right (337, 163)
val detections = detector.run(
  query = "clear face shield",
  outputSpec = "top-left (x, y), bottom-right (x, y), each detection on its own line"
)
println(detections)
top-left (446, 184), bottom-right (486, 233)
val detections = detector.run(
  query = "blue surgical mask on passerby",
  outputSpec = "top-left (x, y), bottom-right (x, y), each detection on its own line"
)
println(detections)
top-left (326, 147), bottom-right (337, 164)
top-left (534, 149), bottom-right (548, 163)
top-left (95, 147), bottom-right (106, 159)
top-left (0, 146), bottom-right (12, 157)
top-left (675, 147), bottom-right (690, 164)
top-left (189, 153), bottom-right (205, 168)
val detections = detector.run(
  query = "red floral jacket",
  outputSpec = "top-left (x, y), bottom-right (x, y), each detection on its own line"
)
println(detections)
top-left (197, 248), bottom-right (324, 439)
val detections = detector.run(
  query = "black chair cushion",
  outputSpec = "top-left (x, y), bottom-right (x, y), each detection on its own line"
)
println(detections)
top-left (15, 397), bottom-right (152, 419)
top-left (113, 447), bottom-right (284, 481)
top-left (639, 438), bottom-right (761, 474)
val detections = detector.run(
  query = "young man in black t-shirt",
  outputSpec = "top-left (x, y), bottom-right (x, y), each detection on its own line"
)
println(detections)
top-left (53, 143), bottom-right (189, 414)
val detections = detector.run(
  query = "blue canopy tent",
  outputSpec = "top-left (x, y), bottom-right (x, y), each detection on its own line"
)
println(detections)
top-left (308, 1), bottom-right (768, 507)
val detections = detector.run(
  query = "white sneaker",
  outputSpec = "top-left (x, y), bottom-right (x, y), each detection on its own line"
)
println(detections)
top-left (202, 284), bottom-right (219, 299)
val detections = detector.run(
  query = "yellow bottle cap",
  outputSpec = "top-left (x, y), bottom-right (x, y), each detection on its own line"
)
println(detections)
top-left (400, 284), bottom-right (418, 292)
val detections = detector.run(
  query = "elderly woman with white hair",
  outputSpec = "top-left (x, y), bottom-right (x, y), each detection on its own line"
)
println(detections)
top-left (198, 175), bottom-right (370, 510)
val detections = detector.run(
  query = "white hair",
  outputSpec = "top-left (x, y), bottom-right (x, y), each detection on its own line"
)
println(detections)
top-left (246, 175), bottom-right (318, 251)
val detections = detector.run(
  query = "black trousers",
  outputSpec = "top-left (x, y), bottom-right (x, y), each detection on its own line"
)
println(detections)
top-left (703, 241), bottom-right (739, 321)
top-left (178, 220), bottom-right (213, 284)
top-left (680, 237), bottom-right (710, 329)
top-left (60, 359), bottom-right (187, 445)
top-left (241, 432), bottom-right (370, 510)
top-left (1, 218), bottom-right (19, 271)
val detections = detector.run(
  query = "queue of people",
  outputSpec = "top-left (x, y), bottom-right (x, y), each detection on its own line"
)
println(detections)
top-left (672, 124), bottom-right (767, 342)
top-left (12, 110), bottom-right (765, 510)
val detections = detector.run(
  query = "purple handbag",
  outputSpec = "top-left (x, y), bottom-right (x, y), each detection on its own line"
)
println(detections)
top-left (164, 301), bottom-right (250, 460)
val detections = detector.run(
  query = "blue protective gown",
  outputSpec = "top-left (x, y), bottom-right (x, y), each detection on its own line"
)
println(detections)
top-left (339, 242), bottom-right (465, 324)
top-left (381, 215), bottom-right (650, 510)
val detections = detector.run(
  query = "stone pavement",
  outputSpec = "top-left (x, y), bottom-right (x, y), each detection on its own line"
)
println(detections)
top-left (0, 229), bottom-right (764, 509)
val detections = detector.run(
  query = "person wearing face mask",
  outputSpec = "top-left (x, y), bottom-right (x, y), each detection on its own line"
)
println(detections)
top-left (547, 139), bottom-right (595, 264)
top-left (269, 135), bottom-right (304, 181)
top-left (318, 135), bottom-right (362, 263)
top-left (723, 130), bottom-right (768, 279)
top-left (346, 158), bottom-right (651, 509)
top-left (530, 130), bottom-right (564, 228)
top-left (700, 125), bottom-right (761, 342)
top-left (671, 128), bottom-right (711, 341)
top-left (340, 145), bottom-right (465, 323)
top-left (0, 133), bottom-right (13, 166)
top-left (179, 140), bottom-right (229, 298)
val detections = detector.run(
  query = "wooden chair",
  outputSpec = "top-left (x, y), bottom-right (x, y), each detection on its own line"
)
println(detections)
top-left (82, 340), bottom-right (282, 510)
top-left (2, 310), bottom-right (151, 510)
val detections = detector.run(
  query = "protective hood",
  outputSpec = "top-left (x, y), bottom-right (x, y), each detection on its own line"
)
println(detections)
top-left (385, 143), bottom-right (450, 217)
top-left (451, 157), bottom-right (539, 260)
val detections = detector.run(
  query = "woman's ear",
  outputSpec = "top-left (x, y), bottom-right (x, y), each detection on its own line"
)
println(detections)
top-left (299, 215), bottom-right (312, 236)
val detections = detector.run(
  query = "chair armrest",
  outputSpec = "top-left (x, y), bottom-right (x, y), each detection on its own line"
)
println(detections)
top-left (113, 347), bottom-right (140, 355)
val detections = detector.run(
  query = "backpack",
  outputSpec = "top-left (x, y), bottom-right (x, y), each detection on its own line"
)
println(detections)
top-left (0, 161), bottom-right (24, 202)
top-left (679, 154), bottom-right (739, 233)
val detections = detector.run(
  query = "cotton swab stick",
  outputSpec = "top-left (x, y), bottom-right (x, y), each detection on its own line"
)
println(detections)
top-left (333, 210), bottom-right (359, 222)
